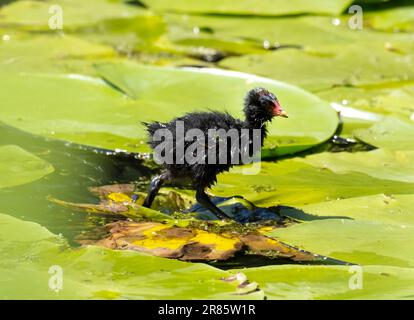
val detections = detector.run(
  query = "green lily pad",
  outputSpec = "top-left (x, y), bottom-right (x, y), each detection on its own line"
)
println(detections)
top-left (95, 61), bottom-right (338, 156)
top-left (142, 0), bottom-right (353, 16)
top-left (281, 194), bottom-right (414, 226)
top-left (267, 219), bottom-right (414, 267)
top-left (238, 265), bottom-right (414, 299)
top-left (213, 150), bottom-right (414, 206)
top-left (0, 34), bottom-right (116, 74)
top-left (338, 114), bottom-right (379, 138)
top-left (0, 0), bottom-right (148, 30)
top-left (0, 0), bottom-right (166, 57)
top-left (76, 14), bottom-right (167, 54)
top-left (354, 116), bottom-right (414, 150)
top-left (297, 149), bottom-right (414, 183)
top-left (220, 43), bottom-right (414, 92)
top-left (165, 13), bottom-right (414, 52)
top-left (0, 34), bottom-right (115, 60)
top-left (366, 6), bottom-right (414, 32)
top-left (0, 213), bottom-right (263, 299)
top-left (0, 72), bottom-right (143, 152)
top-left (0, 65), bottom-right (338, 156)
top-left (317, 85), bottom-right (414, 120)
top-left (0, 145), bottom-right (54, 189)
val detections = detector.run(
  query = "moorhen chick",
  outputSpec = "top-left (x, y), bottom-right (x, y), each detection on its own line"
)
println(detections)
top-left (142, 87), bottom-right (288, 220)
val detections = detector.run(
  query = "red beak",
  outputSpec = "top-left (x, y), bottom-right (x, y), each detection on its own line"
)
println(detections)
top-left (273, 102), bottom-right (288, 118)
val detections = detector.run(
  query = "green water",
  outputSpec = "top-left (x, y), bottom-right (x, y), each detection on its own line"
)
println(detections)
top-left (0, 124), bottom-right (153, 242)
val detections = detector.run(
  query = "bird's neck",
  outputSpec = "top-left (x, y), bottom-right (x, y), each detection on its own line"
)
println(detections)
top-left (244, 118), bottom-right (268, 146)
top-left (244, 104), bottom-right (272, 129)
top-left (245, 118), bottom-right (267, 130)
top-left (243, 104), bottom-right (271, 144)
top-left (244, 114), bottom-right (268, 130)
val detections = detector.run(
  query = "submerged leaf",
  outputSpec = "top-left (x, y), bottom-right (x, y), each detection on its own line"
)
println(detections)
top-left (0, 145), bottom-right (54, 189)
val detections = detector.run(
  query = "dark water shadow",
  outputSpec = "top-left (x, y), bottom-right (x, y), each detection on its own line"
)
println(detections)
top-left (0, 123), bottom-right (154, 242)
top-left (210, 252), bottom-right (352, 270)
top-left (278, 205), bottom-right (353, 222)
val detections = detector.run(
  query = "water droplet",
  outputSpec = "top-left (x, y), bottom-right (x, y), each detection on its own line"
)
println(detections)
top-left (193, 26), bottom-right (200, 34)
top-left (2, 34), bottom-right (10, 41)
top-left (331, 18), bottom-right (341, 26)
top-left (263, 40), bottom-right (271, 49)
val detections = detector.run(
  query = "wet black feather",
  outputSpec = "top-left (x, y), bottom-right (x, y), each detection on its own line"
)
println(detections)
top-left (143, 88), bottom-right (277, 189)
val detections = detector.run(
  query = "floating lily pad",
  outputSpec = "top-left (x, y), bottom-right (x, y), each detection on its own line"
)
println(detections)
top-left (0, 145), bottom-right (54, 189)
top-left (0, 34), bottom-right (116, 74)
top-left (0, 0), bottom-right (149, 30)
top-left (0, 0), bottom-right (166, 57)
top-left (366, 6), bottom-right (414, 32)
top-left (238, 265), bottom-right (414, 299)
top-left (317, 85), bottom-right (414, 120)
top-left (281, 194), bottom-right (414, 226)
top-left (220, 43), bottom-right (414, 92)
top-left (0, 64), bottom-right (339, 156)
top-left (213, 150), bottom-right (414, 206)
top-left (354, 116), bottom-right (414, 150)
top-left (297, 149), bottom-right (414, 183)
top-left (165, 13), bottom-right (414, 52)
top-left (142, 0), bottom-right (354, 16)
top-left (0, 213), bottom-right (263, 299)
top-left (266, 219), bottom-right (414, 267)
top-left (95, 61), bottom-right (339, 156)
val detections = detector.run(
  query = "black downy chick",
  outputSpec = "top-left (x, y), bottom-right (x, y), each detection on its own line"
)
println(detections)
top-left (142, 88), bottom-right (288, 220)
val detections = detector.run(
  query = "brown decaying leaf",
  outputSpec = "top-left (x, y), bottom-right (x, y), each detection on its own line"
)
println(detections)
top-left (79, 220), bottom-right (318, 262)
top-left (54, 183), bottom-right (323, 262)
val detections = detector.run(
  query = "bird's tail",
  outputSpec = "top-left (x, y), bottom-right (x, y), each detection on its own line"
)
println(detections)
top-left (141, 121), bottom-right (165, 136)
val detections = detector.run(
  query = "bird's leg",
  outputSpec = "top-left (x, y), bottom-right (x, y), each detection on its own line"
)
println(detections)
top-left (143, 173), bottom-right (167, 208)
top-left (196, 188), bottom-right (232, 220)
